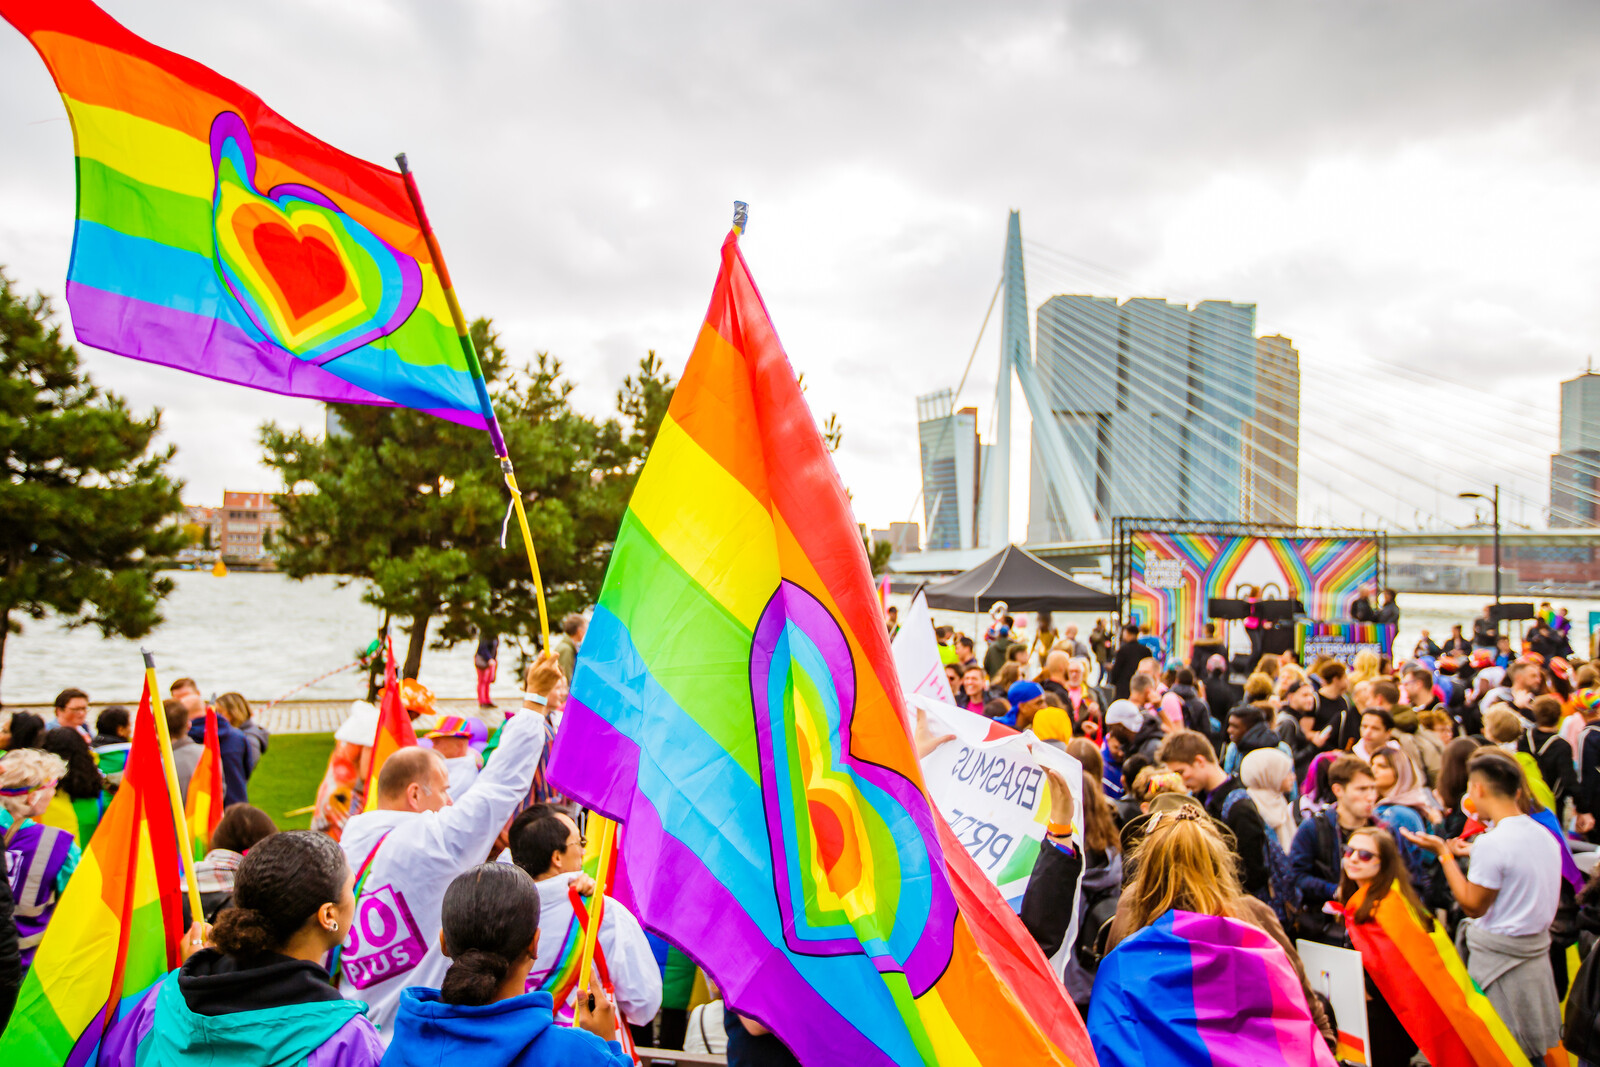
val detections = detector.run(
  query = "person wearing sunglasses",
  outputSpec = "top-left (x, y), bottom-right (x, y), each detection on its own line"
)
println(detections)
top-left (507, 804), bottom-right (661, 1039)
top-left (0, 748), bottom-right (74, 976)
top-left (1336, 828), bottom-right (1421, 1067)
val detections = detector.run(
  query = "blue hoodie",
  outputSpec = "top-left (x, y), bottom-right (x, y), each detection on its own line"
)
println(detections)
top-left (383, 988), bottom-right (632, 1067)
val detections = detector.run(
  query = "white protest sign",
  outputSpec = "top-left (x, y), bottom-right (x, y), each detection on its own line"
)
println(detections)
top-left (1296, 939), bottom-right (1369, 1065)
top-left (892, 590), bottom-right (955, 705)
top-left (910, 694), bottom-right (1084, 924)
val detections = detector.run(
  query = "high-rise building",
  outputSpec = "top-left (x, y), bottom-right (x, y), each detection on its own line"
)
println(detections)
top-left (1028, 294), bottom-right (1290, 540)
top-left (917, 390), bottom-right (980, 550)
top-left (1242, 335), bottom-right (1300, 525)
top-left (1551, 370), bottom-right (1600, 527)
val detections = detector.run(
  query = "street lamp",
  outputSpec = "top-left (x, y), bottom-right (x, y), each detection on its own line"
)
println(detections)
top-left (1459, 486), bottom-right (1501, 606)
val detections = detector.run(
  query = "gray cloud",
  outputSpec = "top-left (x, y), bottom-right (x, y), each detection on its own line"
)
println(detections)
top-left (2, 0), bottom-right (1598, 534)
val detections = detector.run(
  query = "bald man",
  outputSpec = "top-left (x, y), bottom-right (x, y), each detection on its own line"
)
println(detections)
top-left (337, 653), bottom-right (563, 1041)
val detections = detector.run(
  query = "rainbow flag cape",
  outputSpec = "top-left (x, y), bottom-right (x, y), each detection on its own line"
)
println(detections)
top-left (547, 228), bottom-right (1095, 1066)
top-left (1343, 887), bottom-right (1526, 1067)
top-left (183, 709), bottom-right (223, 859)
top-left (1087, 909), bottom-right (1337, 1067)
top-left (1, 0), bottom-right (495, 434)
top-left (1529, 808), bottom-right (1586, 894)
top-left (0, 676), bottom-right (181, 1065)
top-left (364, 637), bottom-right (418, 805)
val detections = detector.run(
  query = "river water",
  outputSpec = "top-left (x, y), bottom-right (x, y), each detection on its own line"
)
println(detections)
top-left (0, 571), bottom-right (525, 707)
top-left (4, 571), bottom-right (1599, 705)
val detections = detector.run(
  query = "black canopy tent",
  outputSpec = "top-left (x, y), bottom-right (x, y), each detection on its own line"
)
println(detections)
top-left (921, 544), bottom-right (1116, 613)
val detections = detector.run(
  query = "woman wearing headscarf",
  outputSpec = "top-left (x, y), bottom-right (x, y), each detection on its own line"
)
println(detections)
top-left (1241, 747), bottom-right (1297, 852)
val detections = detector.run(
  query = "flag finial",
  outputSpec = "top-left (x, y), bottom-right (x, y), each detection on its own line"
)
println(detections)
top-left (733, 201), bottom-right (749, 234)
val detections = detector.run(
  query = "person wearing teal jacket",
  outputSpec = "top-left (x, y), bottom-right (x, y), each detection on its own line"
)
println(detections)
top-left (101, 831), bottom-right (381, 1067)
top-left (383, 863), bottom-right (630, 1067)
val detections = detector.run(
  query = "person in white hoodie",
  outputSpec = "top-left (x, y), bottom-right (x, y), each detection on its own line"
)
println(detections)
top-left (337, 653), bottom-right (562, 1041)
top-left (507, 804), bottom-right (662, 1032)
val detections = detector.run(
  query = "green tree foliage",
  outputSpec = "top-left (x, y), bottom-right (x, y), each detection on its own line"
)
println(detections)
top-left (262, 321), bottom-right (674, 677)
top-left (0, 272), bottom-right (185, 698)
top-left (863, 534), bottom-right (893, 577)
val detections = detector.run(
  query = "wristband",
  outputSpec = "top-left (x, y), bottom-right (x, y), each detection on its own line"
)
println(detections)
top-left (520, 691), bottom-right (549, 706)
top-left (1047, 821), bottom-right (1076, 838)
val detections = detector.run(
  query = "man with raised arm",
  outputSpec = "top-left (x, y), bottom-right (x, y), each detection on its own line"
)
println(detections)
top-left (337, 653), bottom-right (563, 1041)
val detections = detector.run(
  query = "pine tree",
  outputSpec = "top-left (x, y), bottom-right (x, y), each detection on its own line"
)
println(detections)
top-left (0, 271), bottom-right (186, 699)
top-left (262, 321), bottom-right (674, 678)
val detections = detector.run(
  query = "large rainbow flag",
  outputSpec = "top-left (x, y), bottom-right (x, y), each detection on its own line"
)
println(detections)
top-left (1, 0), bottom-right (495, 433)
top-left (1087, 909), bottom-right (1337, 1066)
top-left (1342, 887), bottom-right (1527, 1067)
top-left (183, 708), bottom-right (223, 859)
top-left (0, 676), bottom-right (181, 1065)
top-left (547, 228), bottom-right (1096, 1065)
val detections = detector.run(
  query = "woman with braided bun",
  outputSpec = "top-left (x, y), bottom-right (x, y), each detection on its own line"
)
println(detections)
top-left (382, 863), bottom-right (631, 1067)
top-left (101, 831), bottom-right (382, 1067)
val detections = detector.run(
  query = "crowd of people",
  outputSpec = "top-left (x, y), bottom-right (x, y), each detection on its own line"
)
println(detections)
top-left (1, 596), bottom-right (1598, 1065)
top-left (929, 604), bottom-right (1600, 1065)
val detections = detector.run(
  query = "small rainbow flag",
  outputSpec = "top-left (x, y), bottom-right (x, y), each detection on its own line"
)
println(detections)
top-left (1, 0), bottom-right (497, 435)
top-left (531, 882), bottom-right (611, 1023)
top-left (364, 636), bottom-right (418, 807)
top-left (0, 675), bottom-right (181, 1065)
top-left (1342, 886), bottom-right (1526, 1067)
top-left (547, 226), bottom-right (1095, 1066)
top-left (1088, 909), bottom-right (1338, 1066)
top-left (183, 709), bottom-right (223, 859)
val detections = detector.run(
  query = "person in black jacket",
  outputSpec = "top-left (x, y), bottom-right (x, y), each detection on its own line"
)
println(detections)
top-left (1521, 695), bottom-right (1582, 825)
top-left (1019, 767), bottom-right (1086, 961)
top-left (1158, 730), bottom-right (1270, 899)
top-left (0, 852), bottom-right (19, 1031)
top-left (1107, 624), bottom-right (1146, 700)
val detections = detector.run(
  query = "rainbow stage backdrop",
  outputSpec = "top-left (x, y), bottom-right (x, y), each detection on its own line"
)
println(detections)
top-left (1124, 529), bottom-right (1381, 664)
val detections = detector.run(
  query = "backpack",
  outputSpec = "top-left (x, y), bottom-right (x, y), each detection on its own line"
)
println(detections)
top-left (1220, 788), bottom-right (1302, 928)
top-left (1563, 936), bottom-right (1600, 1060)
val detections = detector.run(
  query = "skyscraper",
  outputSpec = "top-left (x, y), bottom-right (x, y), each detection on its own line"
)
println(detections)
top-left (1551, 370), bottom-right (1600, 527)
top-left (917, 390), bottom-right (980, 550)
top-left (1242, 335), bottom-right (1300, 525)
top-left (1028, 294), bottom-right (1290, 539)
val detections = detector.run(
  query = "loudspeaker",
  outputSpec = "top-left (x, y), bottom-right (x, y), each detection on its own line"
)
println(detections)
top-left (1253, 599), bottom-right (1304, 622)
top-left (1489, 602), bottom-right (1536, 622)
top-left (1208, 598), bottom-right (1250, 619)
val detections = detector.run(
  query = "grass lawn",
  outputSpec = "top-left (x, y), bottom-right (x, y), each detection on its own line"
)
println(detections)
top-left (249, 732), bottom-right (334, 830)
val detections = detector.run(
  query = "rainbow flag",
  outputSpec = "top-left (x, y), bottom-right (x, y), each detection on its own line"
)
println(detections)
top-left (183, 709), bottom-right (223, 859)
top-left (547, 228), bottom-right (1095, 1066)
top-left (1, 0), bottom-right (495, 435)
top-left (0, 676), bottom-right (181, 1065)
top-left (1088, 909), bottom-right (1337, 1066)
top-left (364, 637), bottom-right (418, 806)
top-left (1343, 887), bottom-right (1526, 1067)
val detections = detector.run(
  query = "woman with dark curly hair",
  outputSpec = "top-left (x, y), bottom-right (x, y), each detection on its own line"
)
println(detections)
top-left (385, 863), bottom-right (630, 1067)
top-left (39, 728), bottom-right (106, 844)
top-left (101, 830), bottom-right (381, 1066)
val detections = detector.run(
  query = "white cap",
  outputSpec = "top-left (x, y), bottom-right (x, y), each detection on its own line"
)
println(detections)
top-left (1105, 700), bottom-right (1145, 733)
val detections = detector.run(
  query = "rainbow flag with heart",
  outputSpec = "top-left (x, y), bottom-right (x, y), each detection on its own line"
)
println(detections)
top-left (546, 226), bottom-right (1095, 1066)
top-left (1, 0), bottom-right (493, 433)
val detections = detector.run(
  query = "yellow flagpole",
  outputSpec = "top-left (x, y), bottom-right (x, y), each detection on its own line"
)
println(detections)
top-left (394, 154), bottom-right (551, 652)
top-left (142, 650), bottom-right (207, 931)
top-left (575, 814), bottom-right (617, 1003)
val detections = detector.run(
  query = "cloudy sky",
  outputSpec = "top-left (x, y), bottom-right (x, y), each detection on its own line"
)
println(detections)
top-left (4, 0), bottom-right (1599, 540)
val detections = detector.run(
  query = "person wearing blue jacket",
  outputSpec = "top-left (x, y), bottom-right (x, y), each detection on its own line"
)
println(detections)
top-left (384, 863), bottom-right (631, 1067)
top-left (101, 830), bottom-right (382, 1067)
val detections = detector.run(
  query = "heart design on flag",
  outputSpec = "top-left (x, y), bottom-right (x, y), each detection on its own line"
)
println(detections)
top-left (208, 112), bottom-right (422, 363)
top-left (749, 580), bottom-right (956, 995)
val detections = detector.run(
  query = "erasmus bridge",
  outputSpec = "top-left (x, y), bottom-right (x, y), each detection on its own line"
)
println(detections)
top-left (891, 213), bottom-right (1600, 587)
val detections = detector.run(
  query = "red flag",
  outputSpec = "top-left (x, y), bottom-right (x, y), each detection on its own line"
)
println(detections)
top-left (364, 636), bottom-right (418, 807)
